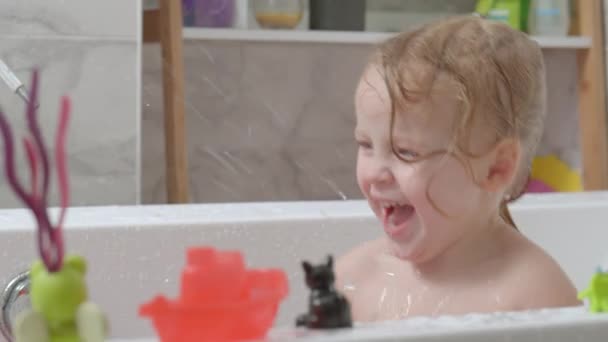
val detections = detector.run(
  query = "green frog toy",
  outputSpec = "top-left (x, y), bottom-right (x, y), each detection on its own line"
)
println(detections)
top-left (14, 255), bottom-right (108, 342)
top-left (578, 267), bottom-right (608, 313)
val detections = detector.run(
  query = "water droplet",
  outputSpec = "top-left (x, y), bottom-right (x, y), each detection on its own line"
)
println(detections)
top-left (343, 284), bottom-right (356, 291)
top-left (404, 293), bottom-right (412, 317)
top-left (377, 287), bottom-right (388, 312)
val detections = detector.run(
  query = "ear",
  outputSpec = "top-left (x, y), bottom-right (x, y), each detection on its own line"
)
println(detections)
top-left (302, 261), bottom-right (312, 274)
top-left (326, 255), bottom-right (333, 268)
top-left (479, 139), bottom-right (520, 193)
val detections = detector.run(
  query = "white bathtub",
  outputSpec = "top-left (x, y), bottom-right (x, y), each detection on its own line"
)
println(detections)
top-left (1, 192), bottom-right (608, 341)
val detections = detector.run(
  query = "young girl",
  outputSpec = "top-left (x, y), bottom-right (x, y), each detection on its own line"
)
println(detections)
top-left (336, 15), bottom-right (580, 322)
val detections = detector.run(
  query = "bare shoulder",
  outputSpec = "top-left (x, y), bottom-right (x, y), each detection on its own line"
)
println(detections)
top-left (501, 232), bottom-right (580, 310)
top-left (335, 238), bottom-right (384, 288)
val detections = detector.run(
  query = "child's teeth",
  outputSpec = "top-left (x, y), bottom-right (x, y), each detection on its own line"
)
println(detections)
top-left (380, 201), bottom-right (410, 210)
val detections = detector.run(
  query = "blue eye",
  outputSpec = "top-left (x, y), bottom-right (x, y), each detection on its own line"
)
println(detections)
top-left (397, 149), bottom-right (419, 161)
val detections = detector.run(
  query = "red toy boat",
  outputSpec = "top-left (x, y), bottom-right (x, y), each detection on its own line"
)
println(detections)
top-left (139, 247), bottom-right (289, 341)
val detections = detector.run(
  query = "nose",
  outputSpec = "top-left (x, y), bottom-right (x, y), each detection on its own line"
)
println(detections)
top-left (370, 162), bottom-right (395, 185)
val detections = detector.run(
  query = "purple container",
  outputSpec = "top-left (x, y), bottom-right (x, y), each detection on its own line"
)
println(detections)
top-left (193, 0), bottom-right (235, 28)
top-left (182, 0), bottom-right (196, 26)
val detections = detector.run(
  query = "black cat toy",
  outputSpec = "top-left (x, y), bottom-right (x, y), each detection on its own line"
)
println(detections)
top-left (296, 255), bottom-right (353, 329)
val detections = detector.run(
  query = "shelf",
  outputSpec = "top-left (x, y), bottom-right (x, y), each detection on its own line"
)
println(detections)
top-left (182, 28), bottom-right (592, 49)
top-left (535, 35), bottom-right (592, 49)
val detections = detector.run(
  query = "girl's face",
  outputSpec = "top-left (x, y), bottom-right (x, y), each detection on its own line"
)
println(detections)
top-left (354, 66), bottom-right (497, 263)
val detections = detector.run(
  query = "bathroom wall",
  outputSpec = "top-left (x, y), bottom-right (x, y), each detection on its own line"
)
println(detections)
top-left (141, 0), bottom-right (592, 204)
top-left (0, 2), bottom-right (593, 208)
top-left (142, 41), bottom-right (368, 203)
top-left (0, 0), bottom-right (140, 208)
top-left (141, 39), bottom-right (580, 204)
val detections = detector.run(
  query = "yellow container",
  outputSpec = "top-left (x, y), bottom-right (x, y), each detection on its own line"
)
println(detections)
top-left (530, 155), bottom-right (582, 192)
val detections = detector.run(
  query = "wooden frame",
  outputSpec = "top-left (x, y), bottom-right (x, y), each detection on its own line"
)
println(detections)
top-left (143, 0), bottom-right (608, 202)
top-left (576, 0), bottom-right (608, 190)
top-left (144, 1), bottom-right (190, 203)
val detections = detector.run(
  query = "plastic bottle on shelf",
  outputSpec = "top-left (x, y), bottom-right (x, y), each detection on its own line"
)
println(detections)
top-left (528, 0), bottom-right (570, 36)
top-left (192, 0), bottom-right (235, 28)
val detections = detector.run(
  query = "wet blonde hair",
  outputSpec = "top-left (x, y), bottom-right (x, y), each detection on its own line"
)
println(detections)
top-left (373, 15), bottom-right (546, 229)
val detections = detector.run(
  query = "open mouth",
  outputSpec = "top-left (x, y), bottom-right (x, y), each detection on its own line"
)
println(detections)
top-left (381, 202), bottom-right (416, 238)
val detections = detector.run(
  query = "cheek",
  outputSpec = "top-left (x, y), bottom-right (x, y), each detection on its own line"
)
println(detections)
top-left (397, 167), bottom-right (431, 205)
top-left (424, 158), bottom-right (480, 215)
top-left (355, 153), bottom-right (371, 195)
top-left (392, 164), bottom-right (429, 206)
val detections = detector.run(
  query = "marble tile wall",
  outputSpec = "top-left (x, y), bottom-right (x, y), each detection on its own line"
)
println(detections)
top-left (142, 41), bottom-right (368, 203)
top-left (0, 0), bottom-right (140, 208)
top-left (141, 40), bottom-right (580, 204)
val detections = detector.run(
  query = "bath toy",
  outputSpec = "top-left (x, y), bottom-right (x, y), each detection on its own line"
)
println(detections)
top-left (0, 69), bottom-right (108, 342)
top-left (528, 155), bottom-right (582, 193)
top-left (578, 268), bottom-right (608, 313)
top-left (475, 0), bottom-right (530, 31)
top-left (139, 247), bottom-right (289, 342)
top-left (296, 255), bottom-right (352, 329)
top-left (525, 178), bottom-right (555, 193)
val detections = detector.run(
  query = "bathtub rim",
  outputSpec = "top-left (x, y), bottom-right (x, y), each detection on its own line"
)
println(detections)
top-left (0, 191), bottom-right (606, 232)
